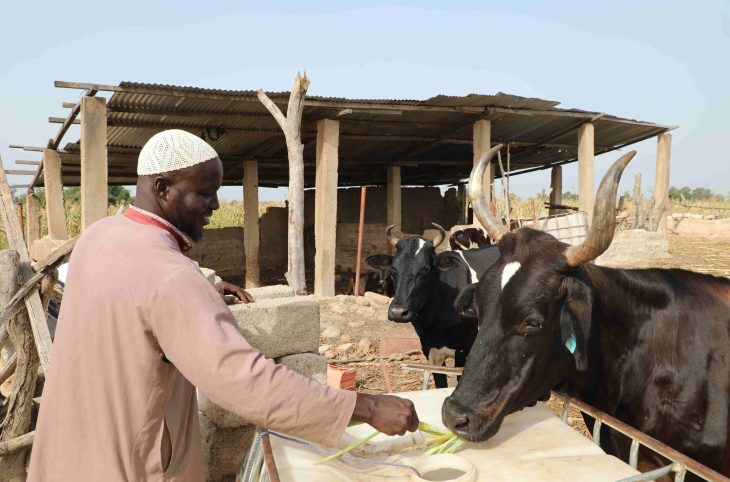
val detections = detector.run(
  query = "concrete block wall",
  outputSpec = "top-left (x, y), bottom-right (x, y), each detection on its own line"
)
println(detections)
top-left (187, 227), bottom-right (244, 281)
top-left (187, 207), bottom-right (289, 285)
top-left (197, 284), bottom-right (328, 482)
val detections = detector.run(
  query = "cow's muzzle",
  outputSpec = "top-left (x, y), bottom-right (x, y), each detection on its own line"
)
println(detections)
top-left (388, 303), bottom-right (413, 322)
top-left (442, 395), bottom-right (502, 442)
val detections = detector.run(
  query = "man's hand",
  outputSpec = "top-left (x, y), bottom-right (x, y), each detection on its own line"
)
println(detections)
top-left (351, 393), bottom-right (419, 436)
top-left (214, 281), bottom-right (254, 305)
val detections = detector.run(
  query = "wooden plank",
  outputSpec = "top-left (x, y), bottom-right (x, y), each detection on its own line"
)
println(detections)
top-left (31, 236), bottom-right (77, 272)
top-left (0, 431), bottom-right (33, 457)
top-left (4, 170), bottom-right (36, 176)
top-left (15, 160), bottom-right (41, 166)
top-left (8, 145), bottom-right (44, 152)
top-left (0, 157), bottom-right (54, 372)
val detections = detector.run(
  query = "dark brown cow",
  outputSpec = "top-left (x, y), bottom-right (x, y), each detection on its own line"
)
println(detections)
top-left (442, 146), bottom-right (730, 478)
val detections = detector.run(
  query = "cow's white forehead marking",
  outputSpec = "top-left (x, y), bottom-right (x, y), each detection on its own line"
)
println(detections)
top-left (501, 261), bottom-right (522, 289)
top-left (414, 238), bottom-right (426, 255)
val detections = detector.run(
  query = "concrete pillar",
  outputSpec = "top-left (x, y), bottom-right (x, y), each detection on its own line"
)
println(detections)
top-left (313, 119), bottom-right (340, 298)
top-left (549, 166), bottom-right (563, 216)
top-left (243, 160), bottom-right (260, 288)
top-left (42, 148), bottom-right (68, 240)
top-left (386, 165), bottom-right (401, 228)
top-left (25, 193), bottom-right (42, 246)
top-left (577, 123), bottom-right (595, 223)
top-left (80, 96), bottom-right (108, 230)
top-left (654, 133), bottom-right (671, 234)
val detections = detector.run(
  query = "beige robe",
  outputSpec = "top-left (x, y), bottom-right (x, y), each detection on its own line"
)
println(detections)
top-left (28, 212), bottom-right (356, 481)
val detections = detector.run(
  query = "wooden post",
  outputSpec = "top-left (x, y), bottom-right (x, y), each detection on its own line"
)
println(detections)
top-left (457, 184), bottom-right (468, 225)
top-left (42, 148), bottom-right (68, 240)
top-left (243, 160), bottom-right (260, 288)
top-left (0, 158), bottom-right (54, 373)
top-left (473, 119), bottom-right (494, 207)
top-left (80, 96), bottom-right (108, 230)
top-left (654, 133), bottom-right (671, 235)
top-left (633, 173), bottom-right (643, 229)
top-left (549, 166), bottom-right (563, 215)
top-left (578, 123), bottom-right (595, 224)
top-left (0, 251), bottom-right (39, 479)
top-left (386, 165), bottom-right (401, 228)
top-left (313, 119), bottom-right (340, 298)
top-left (24, 193), bottom-right (42, 247)
top-left (354, 187), bottom-right (367, 297)
top-left (257, 73), bottom-right (309, 295)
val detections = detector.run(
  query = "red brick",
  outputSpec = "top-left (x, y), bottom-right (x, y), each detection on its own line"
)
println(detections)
top-left (379, 325), bottom-right (422, 356)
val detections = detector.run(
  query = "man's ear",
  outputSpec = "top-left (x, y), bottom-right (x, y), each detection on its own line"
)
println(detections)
top-left (433, 252), bottom-right (460, 272)
top-left (154, 176), bottom-right (171, 201)
top-left (558, 276), bottom-right (593, 372)
top-left (454, 283), bottom-right (478, 318)
top-left (366, 254), bottom-right (393, 270)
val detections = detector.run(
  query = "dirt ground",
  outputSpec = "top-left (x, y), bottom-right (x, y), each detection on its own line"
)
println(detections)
top-left (317, 233), bottom-right (730, 438)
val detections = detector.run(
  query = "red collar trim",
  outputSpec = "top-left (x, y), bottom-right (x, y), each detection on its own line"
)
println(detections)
top-left (124, 205), bottom-right (194, 252)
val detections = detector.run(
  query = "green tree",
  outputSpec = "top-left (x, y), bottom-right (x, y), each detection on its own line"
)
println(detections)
top-left (62, 186), bottom-right (132, 205)
top-left (108, 186), bottom-right (132, 204)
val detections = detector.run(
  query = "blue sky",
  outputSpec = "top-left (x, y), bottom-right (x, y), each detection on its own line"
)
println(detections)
top-left (1, 0), bottom-right (728, 201)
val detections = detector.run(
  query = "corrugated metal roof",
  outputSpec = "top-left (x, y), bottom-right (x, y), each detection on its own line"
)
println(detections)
top-left (34, 81), bottom-right (672, 188)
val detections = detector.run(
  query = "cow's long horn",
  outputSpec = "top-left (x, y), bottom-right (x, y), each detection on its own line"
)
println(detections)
top-left (385, 224), bottom-right (403, 246)
top-left (468, 144), bottom-right (508, 242)
top-left (565, 151), bottom-right (636, 267)
top-left (431, 223), bottom-right (446, 248)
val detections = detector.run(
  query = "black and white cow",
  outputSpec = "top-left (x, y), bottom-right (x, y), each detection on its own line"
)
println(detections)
top-left (368, 223), bottom-right (500, 388)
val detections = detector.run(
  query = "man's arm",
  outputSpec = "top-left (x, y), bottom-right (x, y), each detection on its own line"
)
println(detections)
top-left (149, 267), bottom-right (417, 445)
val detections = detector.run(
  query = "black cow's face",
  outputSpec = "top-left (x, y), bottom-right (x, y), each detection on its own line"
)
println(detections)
top-left (443, 228), bottom-right (593, 442)
top-left (365, 254), bottom-right (395, 296)
top-left (371, 237), bottom-right (459, 322)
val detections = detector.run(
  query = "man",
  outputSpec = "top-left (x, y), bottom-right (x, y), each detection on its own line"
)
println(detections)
top-left (29, 130), bottom-right (418, 481)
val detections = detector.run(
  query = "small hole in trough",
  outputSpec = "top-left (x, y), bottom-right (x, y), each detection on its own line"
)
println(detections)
top-left (421, 467), bottom-right (467, 481)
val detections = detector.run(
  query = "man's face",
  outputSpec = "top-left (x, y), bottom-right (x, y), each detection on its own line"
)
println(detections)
top-left (159, 157), bottom-right (223, 242)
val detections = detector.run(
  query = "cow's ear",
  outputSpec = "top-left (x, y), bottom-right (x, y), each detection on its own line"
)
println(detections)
top-left (558, 277), bottom-right (592, 372)
top-left (454, 283), bottom-right (478, 318)
top-left (433, 252), bottom-right (460, 272)
top-left (366, 254), bottom-right (393, 270)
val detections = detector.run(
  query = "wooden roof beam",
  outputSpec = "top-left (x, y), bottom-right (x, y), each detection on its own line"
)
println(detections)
top-left (15, 160), bottom-right (42, 166)
top-left (3, 170), bottom-right (36, 175)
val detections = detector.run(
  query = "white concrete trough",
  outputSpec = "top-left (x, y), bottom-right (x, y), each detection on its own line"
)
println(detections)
top-left (253, 388), bottom-right (640, 482)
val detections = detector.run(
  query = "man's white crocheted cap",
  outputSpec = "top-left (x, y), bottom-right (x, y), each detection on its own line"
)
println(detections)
top-left (137, 129), bottom-right (219, 175)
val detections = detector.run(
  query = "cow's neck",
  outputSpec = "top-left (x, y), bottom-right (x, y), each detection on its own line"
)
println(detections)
top-left (567, 264), bottom-right (670, 408)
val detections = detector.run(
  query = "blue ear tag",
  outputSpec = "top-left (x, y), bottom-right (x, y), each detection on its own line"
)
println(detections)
top-left (565, 334), bottom-right (577, 354)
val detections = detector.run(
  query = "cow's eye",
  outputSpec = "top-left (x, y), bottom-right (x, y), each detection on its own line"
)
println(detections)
top-left (526, 318), bottom-right (544, 328)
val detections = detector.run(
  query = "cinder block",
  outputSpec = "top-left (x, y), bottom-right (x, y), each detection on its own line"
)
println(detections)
top-left (230, 296), bottom-right (320, 359)
top-left (275, 352), bottom-right (328, 385)
top-left (197, 389), bottom-right (248, 428)
top-left (229, 296), bottom-right (319, 358)
top-left (246, 284), bottom-right (295, 300)
top-left (199, 412), bottom-right (256, 482)
top-left (199, 267), bottom-right (217, 284)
